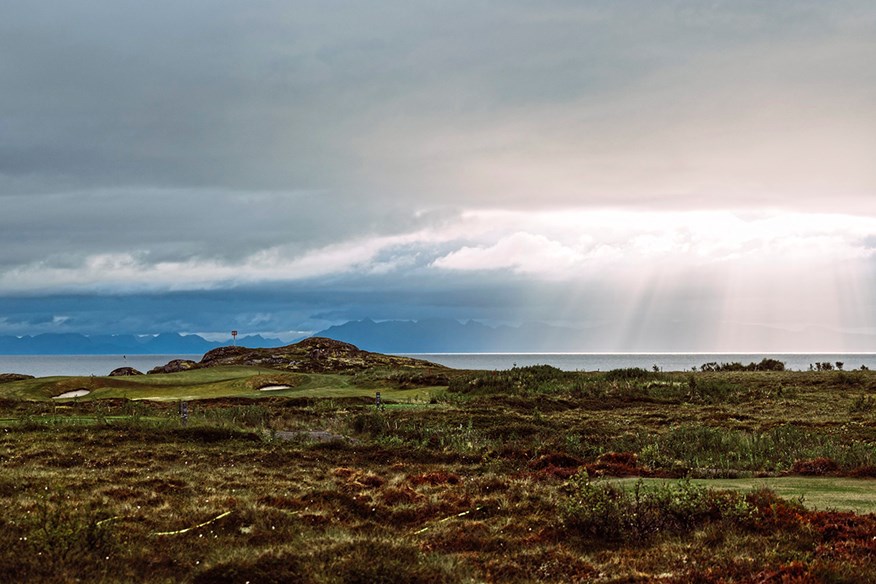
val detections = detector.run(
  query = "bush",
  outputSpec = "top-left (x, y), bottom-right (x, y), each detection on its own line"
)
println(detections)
top-left (194, 552), bottom-right (310, 584)
top-left (604, 368), bottom-right (655, 381)
top-left (791, 457), bottom-right (839, 476)
top-left (169, 426), bottom-right (262, 443)
top-left (684, 376), bottom-right (744, 403)
top-left (637, 424), bottom-right (876, 474)
top-left (447, 365), bottom-right (570, 396)
top-left (0, 496), bottom-right (116, 581)
top-left (849, 394), bottom-right (875, 413)
top-left (349, 410), bottom-right (490, 453)
top-left (320, 540), bottom-right (460, 584)
top-left (562, 474), bottom-right (746, 543)
top-left (700, 359), bottom-right (785, 372)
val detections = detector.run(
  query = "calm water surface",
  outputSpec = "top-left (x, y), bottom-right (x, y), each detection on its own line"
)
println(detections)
top-left (0, 355), bottom-right (201, 377)
top-left (401, 353), bottom-right (876, 372)
top-left (2, 353), bottom-right (876, 377)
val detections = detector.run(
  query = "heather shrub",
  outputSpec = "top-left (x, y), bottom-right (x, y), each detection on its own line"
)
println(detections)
top-left (562, 473), bottom-right (749, 543)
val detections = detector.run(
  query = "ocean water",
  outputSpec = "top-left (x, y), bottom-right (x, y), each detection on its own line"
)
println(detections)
top-left (1, 353), bottom-right (875, 377)
top-left (0, 355), bottom-right (201, 377)
top-left (402, 353), bottom-right (876, 373)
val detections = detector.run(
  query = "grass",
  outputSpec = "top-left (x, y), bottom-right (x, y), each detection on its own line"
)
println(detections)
top-left (0, 366), bottom-right (445, 402)
top-left (2, 364), bottom-right (876, 580)
top-left (615, 477), bottom-right (876, 514)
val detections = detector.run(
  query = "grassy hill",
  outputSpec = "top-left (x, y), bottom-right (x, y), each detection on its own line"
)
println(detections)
top-left (0, 366), bottom-right (445, 402)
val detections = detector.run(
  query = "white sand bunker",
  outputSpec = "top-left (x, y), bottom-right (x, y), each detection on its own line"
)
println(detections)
top-left (52, 389), bottom-right (91, 399)
top-left (258, 385), bottom-right (293, 391)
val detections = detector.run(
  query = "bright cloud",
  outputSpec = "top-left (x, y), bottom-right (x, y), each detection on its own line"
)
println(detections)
top-left (432, 232), bottom-right (582, 276)
top-left (4, 209), bottom-right (875, 294)
top-left (432, 209), bottom-right (876, 278)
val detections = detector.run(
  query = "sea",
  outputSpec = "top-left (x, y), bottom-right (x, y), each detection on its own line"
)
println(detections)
top-left (405, 353), bottom-right (876, 372)
top-left (1, 353), bottom-right (876, 377)
top-left (0, 355), bottom-right (202, 378)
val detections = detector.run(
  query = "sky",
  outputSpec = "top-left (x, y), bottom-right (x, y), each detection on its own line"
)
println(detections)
top-left (2, 1), bottom-right (875, 351)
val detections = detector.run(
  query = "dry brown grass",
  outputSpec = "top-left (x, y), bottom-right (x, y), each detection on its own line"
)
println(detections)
top-left (2, 368), bottom-right (876, 581)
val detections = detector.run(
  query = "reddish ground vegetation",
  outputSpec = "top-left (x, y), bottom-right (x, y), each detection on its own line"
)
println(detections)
top-left (526, 452), bottom-right (585, 479)
top-left (586, 451), bottom-right (644, 477)
top-left (848, 465), bottom-right (876, 477)
top-left (332, 466), bottom-right (386, 488)
top-left (379, 485), bottom-right (423, 505)
top-left (407, 471), bottom-right (462, 486)
top-left (744, 488), bottom-right (807, 532)
top-left (748, 561), bottom-right (814, 583)
top-left (791, 457), bottom-right (839, 476)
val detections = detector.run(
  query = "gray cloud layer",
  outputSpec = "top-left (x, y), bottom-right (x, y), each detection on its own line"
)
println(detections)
top-left (4, 1), bottom-right (873, 201)
top-left (2, 1), bottom-right (875, 346)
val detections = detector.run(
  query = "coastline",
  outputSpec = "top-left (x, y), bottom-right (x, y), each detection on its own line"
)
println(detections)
top-left (3, 351), bottom-right (876, 377)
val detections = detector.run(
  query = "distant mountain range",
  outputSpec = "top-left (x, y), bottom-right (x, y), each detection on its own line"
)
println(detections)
top-left (1, 318), bottom-right (873, 354)
top-left (0, 319), bottom-right (581, 355)
top-left (0, 333), bottom-right (288, 355)
top-left (317, 318), bottom-right (588, 353)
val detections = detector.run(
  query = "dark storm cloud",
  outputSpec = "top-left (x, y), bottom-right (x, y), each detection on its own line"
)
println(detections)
top-left (0, 188), bottom-right (450, 268)
top-left (3, 1), bottom-right (872, 202)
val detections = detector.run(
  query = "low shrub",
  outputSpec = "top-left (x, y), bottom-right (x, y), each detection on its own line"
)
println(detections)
top-left (349, 411), bottom-right (490, 453)
top-left (700, 358), bottom-right (786, 372)
top-left (194, 551), bottom-right (310, 584)
top-left (562, 474), bottom-right (749, 543)
top-left (169, 426), bottom-right (262, 443)
top-left (792, 457), bottom-right (839, 476)
top-left (850, 394), bottom-right (876, 413)
top-left (447, 365), bottom-right (571, 396)
top-left (684, 376), bottom-right (745, 403)
top-left (0, 495), bottom-right (116, 582)
top-left (408, 471), bottom-right (462, 486)
top-left (603, 368), bottom-right (655, 381)
top-left (586, 451), bottom-right (642, 477)
top-left (743, 488), bottom-right (807, 532)
top-left (319, 540), bottom-right (460, 584)
top-left (637, 424), bottom-right (876, 474)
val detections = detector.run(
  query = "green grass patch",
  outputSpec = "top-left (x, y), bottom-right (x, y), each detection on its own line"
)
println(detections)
top-left (0, 367), bottom-right (448, 402)
top-left (614, 476), bottom-right (876, 514)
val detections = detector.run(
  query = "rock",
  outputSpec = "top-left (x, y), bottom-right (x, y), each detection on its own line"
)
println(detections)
top-left (149, 337), bottom-right (445, 376)
top-left (0, 373), bottom-right (35, 384)
top-left (196, 336), bottom-right (445, 373)
top-left (147, 359), bottom-right (199, 374)
top-left (108, 367), bottom-right (144, 376)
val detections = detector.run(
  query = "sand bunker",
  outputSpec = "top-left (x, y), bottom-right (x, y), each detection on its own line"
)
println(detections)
top-left (52, 389), bottom-right (90, 399)
top-left (258, 385), bottom-right (293, 391)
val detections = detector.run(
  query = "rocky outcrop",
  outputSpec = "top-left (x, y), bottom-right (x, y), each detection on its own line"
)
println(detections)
top-left (197, 336), bottom-right (444, 373)
top-left (109, 367), bottom-right (144, 376)
top-left (0, 373), bottom-right (35, 384)
top-left (147, 359), bottom-right (199, 374)
top-left (148, 337), bottom-right (445, 375)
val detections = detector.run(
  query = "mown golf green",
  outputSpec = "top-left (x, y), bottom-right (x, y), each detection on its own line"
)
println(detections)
top-left (0, 366), bottom-right (445, 402)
